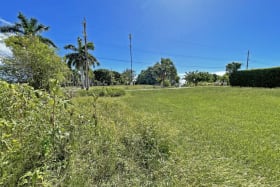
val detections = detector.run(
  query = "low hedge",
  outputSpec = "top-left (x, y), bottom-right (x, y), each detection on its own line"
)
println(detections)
top-left (76, 87), bottom-right (126, 97)
top-left (229, 67), bottom-right (280, 88)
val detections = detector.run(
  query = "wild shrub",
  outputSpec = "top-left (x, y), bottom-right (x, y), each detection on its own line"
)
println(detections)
top-left (1, 81), bottom-right (180, 186)
top-left (0, 81), bottom-right (75, 186)
top-left (66, 98), bottom-right (182, 186)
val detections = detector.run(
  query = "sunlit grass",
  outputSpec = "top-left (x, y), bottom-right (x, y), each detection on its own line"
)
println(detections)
top-left (116, 87), bottom-right (280, 185)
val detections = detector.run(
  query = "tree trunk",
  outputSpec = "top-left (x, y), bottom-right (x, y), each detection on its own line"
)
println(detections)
top-left (80, 68), bottom-right (85, 89)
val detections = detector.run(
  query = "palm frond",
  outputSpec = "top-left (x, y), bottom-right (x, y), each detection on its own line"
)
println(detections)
top-left (17, 12), bottom-right (29, 32)
top-left (35, 24), bottom-right (49, 33)
top-left (37, 35), bottom-right (57, 48)
top-left (64, 44), bottom-right (78, 51)
top-left (86, 42), bottom-right (95, 50)
top-left (0, 26), bottom-right (22, 34)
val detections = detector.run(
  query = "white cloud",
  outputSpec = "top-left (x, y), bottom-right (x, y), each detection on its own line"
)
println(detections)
top-left (0, 33), bottom-right (12, 64)
top-left (212, 71), bottom-right (226, 76)
top-left (0, 18), bottom-right (13, 63)
top-left (178, 73), bottom-right (186, 85)
top-left (0, 18), bottom-right (12, 26)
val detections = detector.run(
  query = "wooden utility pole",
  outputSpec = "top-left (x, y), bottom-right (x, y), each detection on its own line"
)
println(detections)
top-left (83, 18), bottom-right (89, 90)
top-left (246, 50), bottom-right (250, 70)
top-left (129, 33), bottom-right (133, 85)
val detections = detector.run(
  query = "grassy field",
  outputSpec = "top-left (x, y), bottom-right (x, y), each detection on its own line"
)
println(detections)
top-left (3, 83), bottom-right (280, 186)
top-left (99, 86), bottom-right (280, 186)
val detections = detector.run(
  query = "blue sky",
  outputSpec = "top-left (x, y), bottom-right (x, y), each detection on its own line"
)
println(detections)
top-left (1, 0), bottom-right (280, 76)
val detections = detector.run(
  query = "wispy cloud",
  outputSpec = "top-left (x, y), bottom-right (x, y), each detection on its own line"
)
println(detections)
top-left (0, 18), bottom-right (15, 63)
top-left (0, 18), bottom-right (12, 26)
top-left (0, 33), bottom-right (12, 60)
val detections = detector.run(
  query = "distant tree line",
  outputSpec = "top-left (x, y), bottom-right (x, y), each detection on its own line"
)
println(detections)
top-left (1, 12), bottom-right (261, 89)
top-left (183, 71), bottom-right (227, 86)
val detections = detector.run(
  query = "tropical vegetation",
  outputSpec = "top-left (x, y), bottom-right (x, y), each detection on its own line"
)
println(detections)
top-left (2, 12), bottom-right (280, 187)
top-left (64, 37), bottom-right (99, 89)
top-left (0, 12), bottom-right (56, 48)
top-left (0, 36), bottom-right (68, 90)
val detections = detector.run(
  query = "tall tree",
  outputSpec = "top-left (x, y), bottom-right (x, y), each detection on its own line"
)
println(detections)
top-left (136, 58), bottom-right (179, 86)
top-left (0, 12), bottom-right (56, 47)
top-left (136, 67), bottom-right (158, 85)
top-left (154, 58), bottom-right (178, 87)
top-left (226, 62), bottom-right (242, 74)
top-left (64, 37), bottom-right (99, 89)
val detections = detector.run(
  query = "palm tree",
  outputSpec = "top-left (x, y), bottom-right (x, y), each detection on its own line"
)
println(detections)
top-left (0, 12), bottom-right (56, 47)
top-left (64, 37), bottom-right (99, 89)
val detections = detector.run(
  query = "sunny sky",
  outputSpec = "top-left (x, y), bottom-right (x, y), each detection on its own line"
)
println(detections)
top-left (1, 0), bottom-right (280, 76)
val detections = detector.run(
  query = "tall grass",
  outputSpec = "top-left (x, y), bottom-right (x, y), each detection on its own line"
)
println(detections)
top-left (3, 82), bottom-right (280, 186)
top-left (121, 87), bottom-right (280, 186)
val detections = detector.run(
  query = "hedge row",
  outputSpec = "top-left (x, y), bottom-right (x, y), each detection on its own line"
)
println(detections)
top-left (76, 87), bottom-right (126, 97)
top-left (229, 67), bottom-right (280, 88)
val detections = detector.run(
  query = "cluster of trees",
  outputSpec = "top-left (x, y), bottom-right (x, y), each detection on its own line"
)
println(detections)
top-left (0, 12), bottom-right (98, 90)
top-left (0, 13), bottom-right (180, 89)
top-left (184, 71), bottom-right (227, 86)
top-left (92, 68), bottom-right (135, 86)
top-left (0, 12), bottom-right (245, 90)
top-left (183, 62), bottom-right (242, 86)
top-left (136, 58), bottom-right (179, 87)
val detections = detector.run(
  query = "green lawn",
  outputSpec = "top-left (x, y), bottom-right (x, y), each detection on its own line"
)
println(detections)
top-left (111, 87), bottom-right (280, 186)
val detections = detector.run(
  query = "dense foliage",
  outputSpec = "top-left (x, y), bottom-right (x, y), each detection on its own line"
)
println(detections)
top-left (183, 71), bottom-right (228, 86)
top-left (136, 58), bottom-right (179, 87)
top-left (0, 81), bottom-right (180, 186)
top-left (93, 69), bottom-right (124, 85)
top-left (229, 67), bottom-right (280, 87)
top-left (0, 80), bottom-right (73, 186)
top-left (136, 67), bottom-right (158, 85)
top-left (226, 62), bottom-right (242, 74)
top-left (64, 37), bottom-right (99, 89)
top-left (1, 36), bottom-right (69, 90)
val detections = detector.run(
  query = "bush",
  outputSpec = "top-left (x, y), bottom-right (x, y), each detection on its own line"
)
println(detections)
top-left (0, 81), bottom-right (75, 186)
top-left (230, 67), bottom-right (280, 88)
top-left (162, 80), bottom-right (171, 87)
top-left (1, 81), bottom-right (179, 186)
top-left (76, 87), bottom-right (125, 97)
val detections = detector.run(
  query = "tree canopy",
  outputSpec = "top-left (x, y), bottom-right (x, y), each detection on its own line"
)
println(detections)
top-left (0, 12), bottom-right (56, 48)
top-left (64, 37), bottom-right (99, 89)
top-left (184, 71), bottom-right (224, 86)
top-left (226, 62), bottom-right (242, 74)
top-left (1, 36), bottom-right (69, 89)
top-left (136, 58), bottom-right (179, 87)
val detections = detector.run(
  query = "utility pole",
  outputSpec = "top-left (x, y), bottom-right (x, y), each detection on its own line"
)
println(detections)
top-left (129, 33), bottom-right (133, 85)
top-left (246, 50), bottom-right (250, 70)
top-left (83, 18), bottom-right (89, 90)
